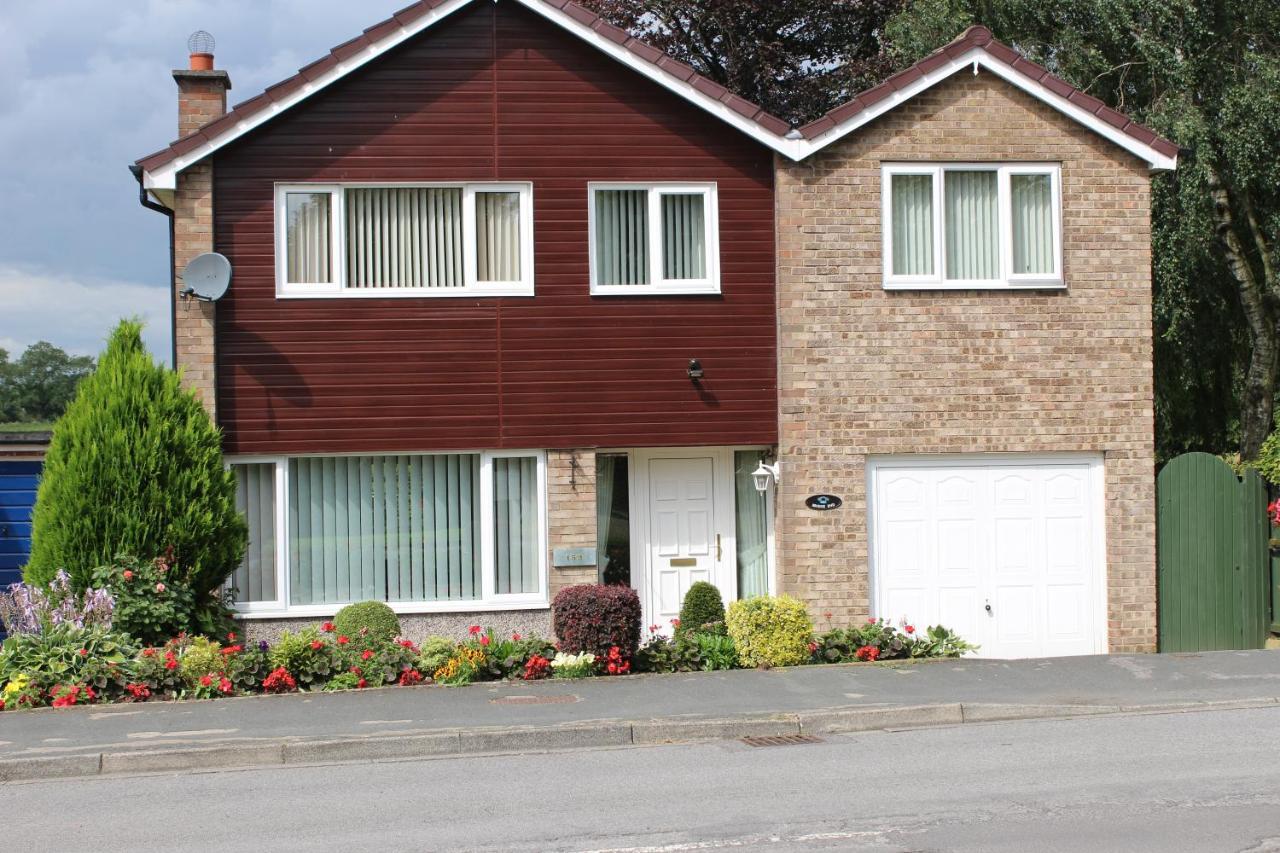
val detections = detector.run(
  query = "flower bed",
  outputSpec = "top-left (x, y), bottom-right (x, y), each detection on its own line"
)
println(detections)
top-left (1, 576), bottom-right (975, 712)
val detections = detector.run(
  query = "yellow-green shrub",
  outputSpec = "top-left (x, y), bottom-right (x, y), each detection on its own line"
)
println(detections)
top-left (178, 636), bottom-right (225, 688)
top-left (726, 596), bottom-right (813, 668)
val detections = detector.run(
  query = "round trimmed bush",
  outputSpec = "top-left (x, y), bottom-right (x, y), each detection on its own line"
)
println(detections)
top-left (679, 581), bottom-right (725, 633)
top-left (726, 595), bottom-right (813, 668)
top-left (552, 584), bottom-right (641, 659)
top-left (333, 601), bottom-right (401, 641)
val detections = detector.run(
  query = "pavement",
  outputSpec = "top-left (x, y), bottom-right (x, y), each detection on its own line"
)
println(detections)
top-left (0, 648), bottom-right (1277, 782)
top-left (7, 705), bottom-right (1278, 852)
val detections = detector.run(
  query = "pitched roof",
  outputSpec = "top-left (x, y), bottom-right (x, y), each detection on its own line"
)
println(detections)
top-left (135, 6), bottom-right (1177, 194)
top-left (798, 26), bottom-right (1179, 167)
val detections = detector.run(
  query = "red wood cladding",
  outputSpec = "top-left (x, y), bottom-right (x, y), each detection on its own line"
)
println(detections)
top-left (213, 1), bottom-right (776, 455)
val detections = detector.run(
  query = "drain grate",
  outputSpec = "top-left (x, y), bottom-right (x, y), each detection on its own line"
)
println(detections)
top-left (741, 734), bottom-right (824, 748)
top-left (490, 694), bottom-right (579, 706)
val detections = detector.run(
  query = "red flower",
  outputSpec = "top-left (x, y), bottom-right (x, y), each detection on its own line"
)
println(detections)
top-left (77, 648), bottom-right (87, 657)
top-left (0, 699), bottom-right (5, 711)
top-left (648, 624), bottom-right (659, 633)
top-left (321, 621), bottom-right (335, 633)
top-left (511, 633), bottom-right (521, 642)
top-left (522, 655), bottom-right (550, 680)
top-left (479, 635), bottom-right (490, 646)
top-left (221, 645), bottom-right (243, 655)
top-left (164, 659), bottom-right (178, 671)
top-left (142, 648), bottom-right (157, 657)
top-left (125, 683), bottom-right (151, 701)
top-left (904, 625), bottom-right (915, 635)
top-left (227, 632), bottom-right (237, 642)
top-left (398, 669), bottom-right (423, 686)
top-left (310, 640), bottom-right (323, 651)
top-left (807, 641), bottom-right (818, 654)
top-left (122, 570), bottom-right (134, 582)
top-left (468, 625), bottom-right (481, 636)
top-left (357, 678), bottom-right (368, 689)
top-left (607, 662), bottom-right (618, 674)
top-left (361, 650), bottom-right (374, 661)
top-left (200, 674), bottom-right (213, 687)
top-left (337, 636), bottom-right (350, 645)
top-left (218, 677), bottom-right (233, 695)
top-left (262, 667), bottom-right (297, 693)
top-left (670, 618), bottom-right (681, 628)
top-left (855, 645), bottom-right (880, 662)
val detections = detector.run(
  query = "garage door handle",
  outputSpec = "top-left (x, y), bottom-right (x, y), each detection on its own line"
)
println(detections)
top-left (984, 601), bottom-right (992, 615)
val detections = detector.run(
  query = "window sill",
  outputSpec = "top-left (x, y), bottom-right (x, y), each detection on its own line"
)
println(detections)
top-left (276, 286), bottom-right (536, 299)
top-left (590, 283), bottom-right (722, 297)
top-left (233, 598), bottom-right (551, 620)
top-left (883, 279), bottom-right (1066, 291)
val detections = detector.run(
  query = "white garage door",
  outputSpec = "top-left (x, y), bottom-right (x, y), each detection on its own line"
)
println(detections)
top-left (869, 456), bottom-right (1105, 659)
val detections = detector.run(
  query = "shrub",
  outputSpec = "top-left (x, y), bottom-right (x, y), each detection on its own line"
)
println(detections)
top-left (23, 321), bottom-right (246, 628)
top-left (552, 584), bottom-right (641, 660)
top-left (693, 632), bottom-right (737, 671)
top-left (814, 619), bottom-right (976, 663)
top-left (417, 636), bottom-right (456, 675)
top-left (679, 581), bottom-right (726, 634)
top-left (726, 596), bottom-right (813, 668)
top-left (177, 636), bottom-right (225, 689)
top-left (1255, 432), bottom-right (1280, 484)
top-left (268, 628), bottom-right (338, 687)
top-left (0, 569), bottom-right (114, 635)
top-left (89, 554), bottom-right (194, 646)
top-left (333, 601), bottom-right (400, 642)
top-left (323, 671), bottom-right (364, 692)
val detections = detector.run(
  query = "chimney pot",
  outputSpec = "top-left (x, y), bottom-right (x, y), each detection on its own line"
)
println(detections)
top-left (173, 32), bottom-right (231, 138)
top-left (189, 52), bottom-right (214, 71)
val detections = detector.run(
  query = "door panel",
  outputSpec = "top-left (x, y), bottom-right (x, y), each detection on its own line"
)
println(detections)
top-left (647, 457), bottom-right (716, 630)
top-left (872, 459), bottom-right (1102, 659)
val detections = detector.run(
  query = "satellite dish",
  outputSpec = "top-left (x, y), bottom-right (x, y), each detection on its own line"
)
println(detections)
top-left (181, 252), bottom-right (231, 301)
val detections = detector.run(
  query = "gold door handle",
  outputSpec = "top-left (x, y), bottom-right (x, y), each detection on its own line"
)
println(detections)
top-left (716, 533), bottom-right (722, 560)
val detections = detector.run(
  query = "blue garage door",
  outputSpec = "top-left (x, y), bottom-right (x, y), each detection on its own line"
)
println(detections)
top-left (0, 461), bottom-right (40, 639)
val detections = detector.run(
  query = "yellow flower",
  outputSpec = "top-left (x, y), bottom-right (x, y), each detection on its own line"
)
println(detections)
top-left (3, 673), bottom-right (30, 698)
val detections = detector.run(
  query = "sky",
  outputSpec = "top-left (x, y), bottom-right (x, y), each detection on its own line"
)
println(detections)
top-left (0, 0), bottom-right (409, 362)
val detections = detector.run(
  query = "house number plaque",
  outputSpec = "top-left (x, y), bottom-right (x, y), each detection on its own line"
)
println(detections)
top-left (805, 494), bottom-right (842, 511)
top-left (553, 547), bottom-right (597, 568)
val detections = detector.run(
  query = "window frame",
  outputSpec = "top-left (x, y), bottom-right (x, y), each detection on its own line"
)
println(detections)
top-left (587, 182), bottom-right (721, 296)
top-left (274, 182), bottom-right (535, 299)
top-left (226, 450), bottom-right (548, 617)
top-left (880, 163), bottom-right (1063, 290)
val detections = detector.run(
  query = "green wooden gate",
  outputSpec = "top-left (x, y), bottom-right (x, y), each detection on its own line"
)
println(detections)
top-left (1157, 452), bottom-right (1270, 652)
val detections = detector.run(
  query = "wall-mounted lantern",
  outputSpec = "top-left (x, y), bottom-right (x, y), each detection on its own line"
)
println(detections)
top-left (687, 359), bottom-right (704, 381)
top-left (752, 460), bottom-right (780, 493)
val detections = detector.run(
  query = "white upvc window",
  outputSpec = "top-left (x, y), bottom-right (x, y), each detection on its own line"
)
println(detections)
top-left (275, 182), bottom-right (535, 298)
top-left (588, 182), bottom-right (721, 295)
top-left (226, 450), bottom-right (548, 617)
top-left (881, 163), bottom-right (1062, 290)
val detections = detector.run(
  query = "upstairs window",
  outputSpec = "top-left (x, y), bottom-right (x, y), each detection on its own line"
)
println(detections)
top-left (882, 164), bottom-right (1062, 289)
top-left (276, 183), bottom-right (534, 297)
top-left (589, 183), bottom-right (720, 295)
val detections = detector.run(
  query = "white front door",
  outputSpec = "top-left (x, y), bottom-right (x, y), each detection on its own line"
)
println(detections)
top-left (869, 456), bottom-right (1105, 659)
top-left (646, 456), bottom-right (717, 631)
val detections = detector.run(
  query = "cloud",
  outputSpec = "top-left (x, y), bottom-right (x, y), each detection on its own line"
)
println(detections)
top-left (0, 265), bottom-right (169, 361)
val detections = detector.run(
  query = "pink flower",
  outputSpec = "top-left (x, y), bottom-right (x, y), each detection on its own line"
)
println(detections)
top-left (670, 618), bottom-right (681, 628)
top-left (479, 635), bottom-right (490, 646)
top-left (122, 570), bottom-right (133, 582)
top-left (649, 624), bottom-right (659, 633)
top-left (512, 633), bottom-right (521, 642)
top-left (468, 625), bottom-right (481, 636)
top-left (155, 582), bottom-right (166, 594)
top-left (361, 650), bottom-right (374, 661)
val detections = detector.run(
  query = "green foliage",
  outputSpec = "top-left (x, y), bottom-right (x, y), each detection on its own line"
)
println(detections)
top-left (726, 596), bottom-right (813, 668)
top-left (1252, 432), bottom-right (1280, 484)
top-left (678, 581), bottom-right (726, 635)
top-left (417, 636), bottom-right (456, 675)
top-left (815, 619), bottom-right (976, 661)
top-left (333, 601), bottom-right (401, 642)
top-left (24, 321), bottom-right (247, 605)
top-left (0, 341), bottom-right (94, 424)
top-left (177, 636), bottom-right (224, 689)
top-left (267, 628), bottom-right (337, 686)
top-left (693, 632), bottom-right (738, 671)
top-left (322, 671), bottom-right (363, 692)
top-left (89, 555), bottom-right (194, 646)
top-left (0, 625), bottom-right (135, 699)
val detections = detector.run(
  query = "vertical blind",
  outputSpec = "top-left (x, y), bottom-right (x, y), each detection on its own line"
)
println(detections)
top-left (1011, 174), bottom-right (1054, 274)
top-left (345, 188), bottom-right (464, 288)
top-left (944, 171), bottom-right (999, 280)
top-left (286, 192), bottom-right (332, 283)
top-left (475, 191), bottom-right (521, 282)
top-left (595, 189), bottom-right (649, 285)
top-left (661, 193), bottom-right (706, 280)
top-left (734, 451), bottom-right (770, 598)
top-left (493, 457), bottom-right (539, 595)
top-left (890, 174), bottom-right (934, 276)
top-left (232, 463), bottom-right (277, 603)
top-left (288, 455), bottom-right (481, 605)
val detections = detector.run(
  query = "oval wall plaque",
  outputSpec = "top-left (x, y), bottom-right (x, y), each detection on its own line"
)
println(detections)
top-left (805, 494), bottom-right (842, 511)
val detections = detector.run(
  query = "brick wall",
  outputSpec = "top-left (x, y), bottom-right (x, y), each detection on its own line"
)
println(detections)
top-left (547, 449), bottom-right (598, 600)
top-left (774, 72), bottom-right (1156, 652)
top-left (175, 71), bottom-right (230, 138)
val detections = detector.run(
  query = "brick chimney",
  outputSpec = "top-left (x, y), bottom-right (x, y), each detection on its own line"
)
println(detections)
top-left (170, 31), bottom-right (230, 418)
top-left (172, 31), bottom-right (231, 138)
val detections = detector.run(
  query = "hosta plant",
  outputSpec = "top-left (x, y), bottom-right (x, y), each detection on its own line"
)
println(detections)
top-left (0, 570), bottom-right (114, 636)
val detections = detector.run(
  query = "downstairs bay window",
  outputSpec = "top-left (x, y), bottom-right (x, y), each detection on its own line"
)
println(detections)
top-left (228, 451), bottom-right (547, 616)
top-left (882, 164), bottom-right (1062, 290)
top-left (276, 183), bottom-right (534, 297)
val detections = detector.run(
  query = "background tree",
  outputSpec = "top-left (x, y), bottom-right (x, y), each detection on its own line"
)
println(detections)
top-left (25, 320), bottom-right (246, 615)
top-left (883, 0), bottom-right (1279, 461)
top-left (579, 0), bottom-right (904, 125)
top-left (0, 342), bottom-right (95, 424)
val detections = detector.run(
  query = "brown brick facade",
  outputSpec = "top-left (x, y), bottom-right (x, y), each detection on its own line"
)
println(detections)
top-left (774, 72), bottom-right (1157, 652)
top-left (547, 449), bottom-right (599, 600)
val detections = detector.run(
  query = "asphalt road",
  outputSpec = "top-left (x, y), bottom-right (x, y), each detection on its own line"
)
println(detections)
top-left (4, 706), bottom-right (1279, 852)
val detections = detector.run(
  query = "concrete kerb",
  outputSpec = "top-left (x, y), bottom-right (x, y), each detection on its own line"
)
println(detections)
top-left (4, 699), bottom-right (1279, 782)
